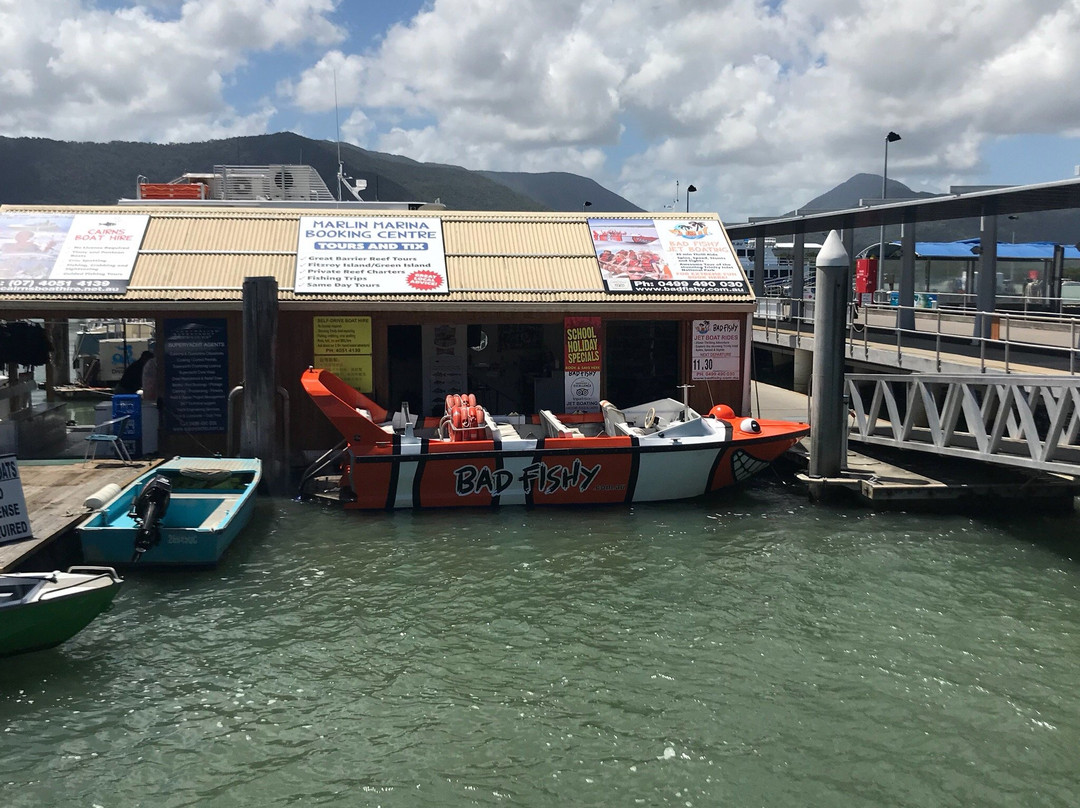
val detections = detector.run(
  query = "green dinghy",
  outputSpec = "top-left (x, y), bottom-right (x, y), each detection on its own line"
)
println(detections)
top-left (0, 567), bottom-right (123, 656)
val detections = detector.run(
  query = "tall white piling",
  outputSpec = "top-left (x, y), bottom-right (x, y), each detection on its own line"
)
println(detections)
top-left (809, 230), bottom-right (849, 478)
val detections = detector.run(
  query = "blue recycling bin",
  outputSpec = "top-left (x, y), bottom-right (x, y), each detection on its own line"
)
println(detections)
top-left (112, 394), bottom-right (143, 457)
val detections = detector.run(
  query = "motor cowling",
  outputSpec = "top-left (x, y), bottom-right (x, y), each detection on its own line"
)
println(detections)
top-left (129, 475), bottom-right (172, 560)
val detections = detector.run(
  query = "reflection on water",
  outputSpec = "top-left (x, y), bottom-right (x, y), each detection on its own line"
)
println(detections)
top-left (2, 481), bottom-right (1079, 807)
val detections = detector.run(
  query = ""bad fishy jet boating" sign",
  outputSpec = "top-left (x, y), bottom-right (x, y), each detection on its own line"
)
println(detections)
top-left (589, 217), bottom-right (749, 295)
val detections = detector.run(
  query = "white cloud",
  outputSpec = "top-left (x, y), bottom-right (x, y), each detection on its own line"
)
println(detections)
top-left (313, 0), bottom-right (1080, 218)
top-left (3, 0), bottom-right (1080, 218)
top-left (0, 0), bottom-right (342, 142)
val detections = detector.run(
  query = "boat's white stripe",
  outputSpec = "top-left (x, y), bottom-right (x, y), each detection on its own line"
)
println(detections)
top-left (632, 446), bottom-right (719, 501)
top-left (491, 454), bottom-right (533, 506)
top-left (395, 459), bottom-right (418, 508)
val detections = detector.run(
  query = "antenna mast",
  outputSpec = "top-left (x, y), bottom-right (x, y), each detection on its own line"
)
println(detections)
top-left (334, 69), bottom-right (342, 202)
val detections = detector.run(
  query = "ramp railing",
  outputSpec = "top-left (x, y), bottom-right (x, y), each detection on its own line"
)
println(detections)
top-left (845, 373), bottom-right (1080, 475)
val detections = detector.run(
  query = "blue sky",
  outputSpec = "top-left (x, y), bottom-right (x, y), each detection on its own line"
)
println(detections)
top-left (2, 1), bottom-right (1080, 221)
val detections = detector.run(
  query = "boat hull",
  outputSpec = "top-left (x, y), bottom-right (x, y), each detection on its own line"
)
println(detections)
top-left (0, 573), bottom-right (122, 656)
top-left (338, 432), bottom-right (802, 510)
top-left (78, 457), bottom-right (262, 565)
top-left (302, 367), bottom-right (808, 510)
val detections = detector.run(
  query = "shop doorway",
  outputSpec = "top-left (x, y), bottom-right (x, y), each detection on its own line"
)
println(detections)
top-left (387, 324), bottom-right (423, 415)
top-left (467, 323), bottom-right (562, 414)
top-left (605, 320), bottom-right (679, 405)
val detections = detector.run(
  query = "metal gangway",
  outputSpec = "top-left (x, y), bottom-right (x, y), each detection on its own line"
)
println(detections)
top-left (846, 372), bottom-right (1080, 475)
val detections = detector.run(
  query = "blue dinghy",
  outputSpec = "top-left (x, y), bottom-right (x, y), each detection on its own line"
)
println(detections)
top-left (78, 457), bottom-right (262, 566)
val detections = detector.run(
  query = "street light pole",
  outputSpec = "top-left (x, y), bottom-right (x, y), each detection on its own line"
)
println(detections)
top-left (686, 184), bottom-right (697, 213)
top-left (879, 131), bottom-right (901, 278)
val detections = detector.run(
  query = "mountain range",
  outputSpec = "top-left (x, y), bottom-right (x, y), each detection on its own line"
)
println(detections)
top-left (0, 132), bottom-right (642, 213)
top-left (0, 133), bottom-right (1075, 244)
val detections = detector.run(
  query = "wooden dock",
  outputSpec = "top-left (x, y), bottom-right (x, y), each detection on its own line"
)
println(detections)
top-left (752, 381), bottom-right (1080, 509)
top-left (793, 445), bottom-right (1080, 508)
top-left (1, 459), bottom-right (161, 571)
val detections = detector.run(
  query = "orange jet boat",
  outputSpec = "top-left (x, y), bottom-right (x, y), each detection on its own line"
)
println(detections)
top-left (301, 367), bottom-right (809, 510)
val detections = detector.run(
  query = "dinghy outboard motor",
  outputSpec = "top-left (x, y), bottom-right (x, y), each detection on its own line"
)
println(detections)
top-left (129, 475), bottom-right (172, 561)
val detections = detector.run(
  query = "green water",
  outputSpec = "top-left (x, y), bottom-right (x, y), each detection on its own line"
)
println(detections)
top-left (3, 481), bottom-right (1079, 807)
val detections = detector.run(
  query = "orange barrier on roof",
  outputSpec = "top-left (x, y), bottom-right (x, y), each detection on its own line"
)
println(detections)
top-left (139, 183), bottom-right (207, 199)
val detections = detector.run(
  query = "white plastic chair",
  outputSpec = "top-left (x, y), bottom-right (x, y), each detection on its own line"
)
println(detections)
top-left (83, 415), bottom-right (133, 465)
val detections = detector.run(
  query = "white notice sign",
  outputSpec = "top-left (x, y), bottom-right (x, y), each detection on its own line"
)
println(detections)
top-left (691, 320), bottom-right (741, 380)
top-left (564, 371), bottom-right (600, 413)
top-left (0, 454), bottom-right (32, 544)
top-left (295, 216), bottom-right (449, 294)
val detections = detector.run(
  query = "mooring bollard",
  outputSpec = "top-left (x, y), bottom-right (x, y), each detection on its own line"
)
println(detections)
top-left (809, 230), bottom-right (849, 479)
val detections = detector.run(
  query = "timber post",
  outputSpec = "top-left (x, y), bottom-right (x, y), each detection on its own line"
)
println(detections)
top-left (241, 276), bottom-right (286, 494)
top-left (45, 318), bottom-right (70, 400)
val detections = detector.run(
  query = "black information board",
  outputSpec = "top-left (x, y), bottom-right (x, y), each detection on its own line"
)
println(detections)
top-left (163, 318), bottom-right (229, 433)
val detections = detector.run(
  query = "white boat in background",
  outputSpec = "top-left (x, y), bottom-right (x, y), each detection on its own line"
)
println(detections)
top-left (73, 319), bottom-right (155, 387)
top-left (120, 164), bottom-right (446, 211)
top-left (771, 240), bottom-right (823, 266)
top-left (733, 237), bottom-right (822, 293)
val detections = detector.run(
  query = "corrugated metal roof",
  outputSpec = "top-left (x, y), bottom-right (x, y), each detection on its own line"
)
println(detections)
top-left (443, 216), bottom-right (594, 256)
top-left (451, 256), bottom-right (602, 292)
top-left (0, 205), bottom-right (755, 309)
top-left (127, 254), bottom-right (295, 299)
top-left (146, 214), bottom-right (299, 253)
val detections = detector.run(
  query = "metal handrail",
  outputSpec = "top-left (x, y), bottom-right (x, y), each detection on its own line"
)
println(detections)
top-left (756, 294), bottom-right (1080, 375)
top-left (297, 439), bottom-right (349, 499)
top-left (845, 371), bottom-right (1080, 474)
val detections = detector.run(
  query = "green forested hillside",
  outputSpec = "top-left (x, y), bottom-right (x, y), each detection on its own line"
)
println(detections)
top-left (0, 133), bottom-right (552, 210)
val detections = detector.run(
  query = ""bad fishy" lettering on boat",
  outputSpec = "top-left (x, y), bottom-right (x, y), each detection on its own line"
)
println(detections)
top-left (453, 459), bottom-right (601, 497)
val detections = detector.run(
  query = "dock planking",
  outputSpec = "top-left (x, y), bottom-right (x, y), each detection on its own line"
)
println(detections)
top-left (1, 459), bottom-right (162, 571)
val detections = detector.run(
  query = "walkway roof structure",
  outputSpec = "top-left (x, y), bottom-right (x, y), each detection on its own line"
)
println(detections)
top-left (908, 240), bottom-right (1080, 260)
top-left (725, 176), bottom-right (1080, 240)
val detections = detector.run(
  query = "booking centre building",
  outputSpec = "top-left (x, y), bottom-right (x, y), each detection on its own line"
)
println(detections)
top-left (0, 206), bottom-right (756, 463)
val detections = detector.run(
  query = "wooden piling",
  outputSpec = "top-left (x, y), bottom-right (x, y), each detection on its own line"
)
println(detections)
top-left (241, 277), bottom-right (285, 493)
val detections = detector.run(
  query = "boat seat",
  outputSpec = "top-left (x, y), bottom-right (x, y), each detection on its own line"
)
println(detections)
top-left (203, 495), bottom-right (241, 527)
top-left (83, 415), bottom-right (134, 466)
top-left (539, 409), bottom-right (584, 438)
top-left (600, 400), bottom-right (643, 437)
top-left (391, 402), bottom-right (418, 432)
top-left (601, 400), bottom-right (654, 437)
top-left (487, 422), bottom-right (520, 440)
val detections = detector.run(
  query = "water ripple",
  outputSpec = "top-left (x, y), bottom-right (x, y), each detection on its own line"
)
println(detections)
top-left (2, 487), bottom-right (1080, 806)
